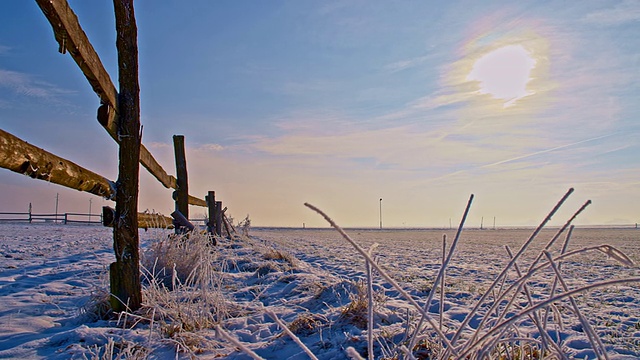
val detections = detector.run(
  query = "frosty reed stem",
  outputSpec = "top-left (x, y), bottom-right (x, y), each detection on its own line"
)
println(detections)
top-left (266, 310), bottom-right (319, 360)
top-left (366, 244), bottom-right (377, 360)
top-left (462, 242), bottom-right (631, 358)
top-left (304, 202), bottom-right (458, 356)
top-left (216, 325), bottom-right (264, 360)
top-left (439, 235), bottom-right (446, 333)
top-left (460, 276), bottom-right (640, 359)
top-left (543, 225), bottom-right (575, 329)
top-left (408, 194), bottom-right (474, 352)
top-left (526, 200), bottom-right (591, 274)
top-left (543, 251), bottom-right (609, 360)
top-left (479, 246), bottom-right (565, 358)
top-left (448, 188), bottom-right (574, 352)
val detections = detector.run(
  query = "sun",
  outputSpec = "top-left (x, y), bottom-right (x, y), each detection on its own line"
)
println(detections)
top-left (467, 44), bottom-right (536, 107)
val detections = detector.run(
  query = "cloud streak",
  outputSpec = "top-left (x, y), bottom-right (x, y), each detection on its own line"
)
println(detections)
top-left (0, 69), bottom-right (74, 100)
top-left (481, 133), bottom-right (618, 169)
top-left (583, 0), bottom-right (640, 25)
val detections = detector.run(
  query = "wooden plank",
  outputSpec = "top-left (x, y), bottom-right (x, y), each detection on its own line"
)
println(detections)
top-left (111, 0), bottom-right (142, 313)
top-left (0, 129), bottom-right (115, 199)
top-left (103, 206), bottom-right (173, 229)
top-left (170, 210), bottom-right (195, 232)
top-left (188, 195), bottom-right (207, 207)
top-left (140, 144), bottom-right (176, 188)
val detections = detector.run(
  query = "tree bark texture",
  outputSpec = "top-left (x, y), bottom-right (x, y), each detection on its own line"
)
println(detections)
top-left (103, 206), bottom-right (174, 229)
top-left (173, 135), bottom-right (189, 234)
top-left (110, 0), bottom-right (142, 312)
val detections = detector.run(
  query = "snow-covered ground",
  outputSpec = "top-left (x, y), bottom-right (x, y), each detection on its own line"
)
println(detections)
top-left (0, 222), bottom-right (638, 359)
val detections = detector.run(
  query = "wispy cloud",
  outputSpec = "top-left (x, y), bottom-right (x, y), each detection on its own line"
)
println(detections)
top-left (0, 69), bottom-right (74, 100)
top-left (583, 0), bottom-right (640, 25)
top-left (0, 45), bottom-right (9, 55)
top-left (147, 141), bottom-right (172, 149)
top-left (194, 143), bottom-right (224, 152)
top-left (384, 55), bottom-right (435, 73)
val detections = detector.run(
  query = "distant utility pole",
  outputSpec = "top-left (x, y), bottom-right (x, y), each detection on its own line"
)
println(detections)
top-left (89, 198), bottom-right (92, 222)
top-left (55, 193), bottom-right (59, 224)
top-left (379, 198), bottom-right (383, 230)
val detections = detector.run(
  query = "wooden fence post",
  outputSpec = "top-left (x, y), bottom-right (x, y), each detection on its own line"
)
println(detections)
top-left (173, 135), bottom-right (188, 234)
top-left (170, 210), bottom-right (195, 232)
top-left (28, 203), bottom-right (32, 223)
top-left (221, 207), bottom-right (232, 238)
top-left (206, 191), bottom-right (216, 235)
top-left (215, 201), bottom-right (223, 236)
top-left (110, 0), bottom-right (142, 313)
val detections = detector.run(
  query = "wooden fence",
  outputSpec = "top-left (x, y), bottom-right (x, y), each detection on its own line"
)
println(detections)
top-left (0, 211), bottom-right (102, 224)
top-left (0, 0), bottom-right (235, 312)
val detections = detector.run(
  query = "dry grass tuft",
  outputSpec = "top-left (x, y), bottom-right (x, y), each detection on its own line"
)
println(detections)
top-left (490, 342), bottom-right (544, 360)
top-left (135, 230), bottom-right (228, 355)
top-left (339, 281), bottom-right (369, 329)
top-left (288, 313), bottom-right (327, 336)
top-left (142, 232), bottom-right (216, 289)
top-left (82, 286), bottom-right (113, 321)
top-left (263, 248), bottom-right (297, 267)
top-left (254, 262), bottom-right (283, 278)
top-left (83, 337), bottom-right (148, 360)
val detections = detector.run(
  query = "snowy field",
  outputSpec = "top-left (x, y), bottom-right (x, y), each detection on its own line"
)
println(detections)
top-left (0, 222), bottom-right (639, 359)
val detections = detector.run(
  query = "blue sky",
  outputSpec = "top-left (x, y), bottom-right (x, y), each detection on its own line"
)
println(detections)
top-left (1, 1), bottom-right (639, 227)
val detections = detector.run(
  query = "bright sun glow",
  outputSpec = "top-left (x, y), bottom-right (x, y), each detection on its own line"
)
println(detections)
top-left (467, 44), bottom-right (536, 107)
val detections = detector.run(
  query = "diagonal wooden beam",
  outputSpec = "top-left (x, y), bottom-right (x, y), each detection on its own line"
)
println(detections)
top-left (35, 0), bottom-right (117, 109)
top-left (34, 0), bottom-right (211, 203)
top-left (97, 104), bottom-right (176, 189)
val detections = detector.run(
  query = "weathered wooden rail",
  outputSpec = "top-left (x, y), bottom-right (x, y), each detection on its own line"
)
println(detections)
top-left (0, 0), bottom-right (235, 312)
top-left (0, 129), bottom-right (116, 199)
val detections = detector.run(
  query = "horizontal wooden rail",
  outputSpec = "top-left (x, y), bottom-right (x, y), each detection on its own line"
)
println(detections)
top-left (188, 195), bottom-right (207, 207)
top-left (1, 129), bottom-right (115, 199)
top-left (102, 206), bottom-right (174, 229)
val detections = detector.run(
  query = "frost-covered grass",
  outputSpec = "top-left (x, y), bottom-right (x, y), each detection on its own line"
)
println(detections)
top-left (0, 191), bottom-right (639, 359)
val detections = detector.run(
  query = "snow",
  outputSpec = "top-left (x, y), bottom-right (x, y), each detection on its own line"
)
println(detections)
top-left (0, 222), bottom-right (639, 359)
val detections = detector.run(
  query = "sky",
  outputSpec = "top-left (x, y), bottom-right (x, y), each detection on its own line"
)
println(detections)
top-left (1, 1), bottom-right (639, 228)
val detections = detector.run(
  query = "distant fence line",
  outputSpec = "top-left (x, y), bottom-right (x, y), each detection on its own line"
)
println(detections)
top-left (0, 211), bottom-right (102, 224)
top-left (0, 210), bottom-right (216, 228)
